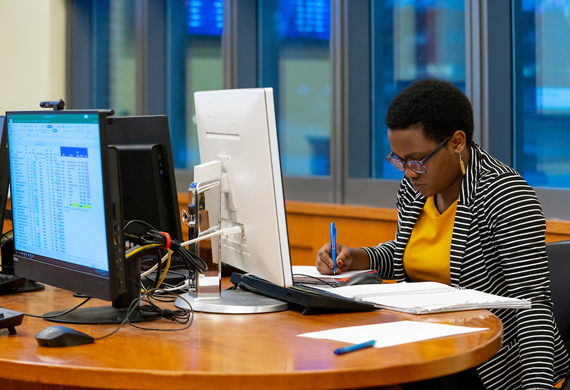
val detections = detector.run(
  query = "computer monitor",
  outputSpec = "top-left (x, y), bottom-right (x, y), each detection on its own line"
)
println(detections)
top-left (105, 116), bottom-right (188, 285)
top-left (175, 88), bottom-right (292, 313)
top-left (5, 110), bottom-right (140, 324)
top-left (106, 115), bottom-right (182, 242)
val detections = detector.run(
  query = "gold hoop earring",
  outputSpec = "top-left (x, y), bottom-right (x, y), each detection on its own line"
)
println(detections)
top-left (459, 153), bottom-right (466, 175)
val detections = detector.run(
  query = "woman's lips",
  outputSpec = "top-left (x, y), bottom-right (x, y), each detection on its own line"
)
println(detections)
top-left (411, 182), bottom-right (423, 191)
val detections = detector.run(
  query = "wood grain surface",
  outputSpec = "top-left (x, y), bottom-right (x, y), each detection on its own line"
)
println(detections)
top-left (0, 284), bottom-right (502, 390)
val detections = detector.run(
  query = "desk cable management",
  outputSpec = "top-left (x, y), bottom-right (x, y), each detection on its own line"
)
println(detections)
top-left (0, 221), bottom-right (244, 340)
top-left (0, 225), bottom-right (198, 338)
top-left (73, 223), bottom-right (244, 339)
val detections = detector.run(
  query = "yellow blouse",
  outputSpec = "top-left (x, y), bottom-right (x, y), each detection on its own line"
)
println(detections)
top-left (403, 196), bottom-right (458, 285)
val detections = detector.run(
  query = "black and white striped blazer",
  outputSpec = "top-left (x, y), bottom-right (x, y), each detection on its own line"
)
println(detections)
top-left (363, 144), bottom-right (569, 390)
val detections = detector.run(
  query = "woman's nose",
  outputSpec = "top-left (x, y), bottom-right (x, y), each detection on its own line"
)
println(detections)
top-left (404, 166), bottom-right (420, 178)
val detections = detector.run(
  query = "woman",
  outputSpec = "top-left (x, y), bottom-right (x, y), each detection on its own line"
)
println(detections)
top-left (316, 79), bottom-right (569, 390)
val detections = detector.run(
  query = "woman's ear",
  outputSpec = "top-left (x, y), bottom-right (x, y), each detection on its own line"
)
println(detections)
top-left (451, 130), bottom-right (466, 153)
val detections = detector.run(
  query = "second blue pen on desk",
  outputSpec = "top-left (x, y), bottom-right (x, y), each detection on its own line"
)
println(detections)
top-left (330, 222), bottom-right (337, 274)
top-left (334, 340), bottom-right (376, 355)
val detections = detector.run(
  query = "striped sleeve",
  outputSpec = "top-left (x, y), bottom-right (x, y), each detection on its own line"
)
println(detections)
top-left (484, 173), bottom-right (560, 389)
top-left (362, 177), bottom-right (411, 279)
top-left (363, 241), bottom-right (396, 279)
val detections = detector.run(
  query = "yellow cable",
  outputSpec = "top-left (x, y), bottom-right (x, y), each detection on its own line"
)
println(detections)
top-left (127, 243), bottom-right (164, 294)
top-left (1, 230), bottom-right (13, 243)
top-left (125, 239), bottom-right (174, 291)
top-left (126, 243), bottom-right (162, 258)
top-left (130, 244), bottom-right (173, 292)
top-left (155, 249), bottom-right (172, 290)
top-left (140, 249), bottom-right (172, 293)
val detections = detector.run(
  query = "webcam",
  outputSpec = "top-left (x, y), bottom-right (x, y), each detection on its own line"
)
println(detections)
top-left (39, 99), bottom-right (65, 111)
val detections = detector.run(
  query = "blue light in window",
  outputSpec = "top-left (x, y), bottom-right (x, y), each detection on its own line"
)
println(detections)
top-left (187, 0), bottom-right (224, 36)
top-left (279, 0), bottom-right (330, 40)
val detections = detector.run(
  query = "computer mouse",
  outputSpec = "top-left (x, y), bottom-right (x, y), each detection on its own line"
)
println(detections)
top-left (35, 325), bottom-right (95, 347)
top-left (339, 272), bottom-right (383, 287)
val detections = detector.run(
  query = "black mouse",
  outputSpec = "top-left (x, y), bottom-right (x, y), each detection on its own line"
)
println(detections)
top-left (339, 272), bottom-right (383, 287)
top-left (35, 325), bottom-right (95, 347)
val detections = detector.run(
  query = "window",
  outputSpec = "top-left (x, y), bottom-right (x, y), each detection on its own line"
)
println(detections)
top-left (66, 0), bottom-right (570, 219)
top-left (168, 0), bottom-right (224, 170)
top-left (108, 0), bottom-right (136, 116)
top-left (259, 0), bottom-right (331, 177)
top-left (89, 0), bottom-right (136, 115)
top-left (371, 0), bottom-right (465, 180)
top-left (514, 0), bottom-right (570, 189)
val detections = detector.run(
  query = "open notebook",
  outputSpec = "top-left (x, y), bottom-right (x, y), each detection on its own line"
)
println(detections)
top-left (313, 281), bottom-right (531, 314)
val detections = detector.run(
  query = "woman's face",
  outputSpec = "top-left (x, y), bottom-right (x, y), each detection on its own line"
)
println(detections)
top-left (387, 126), bottom-right (462, 198)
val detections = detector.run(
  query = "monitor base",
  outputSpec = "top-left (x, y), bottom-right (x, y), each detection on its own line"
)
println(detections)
top-left (0, 280), bottom-right (45, 295)
top-left (43, 306), bottom-right (150, 325)
top-left (174, 289), bottom-right (288, 314)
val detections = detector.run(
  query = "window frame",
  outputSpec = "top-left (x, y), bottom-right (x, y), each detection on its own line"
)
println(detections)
top-left (510, 0), bottom-right (570, 220)
top-left (65, 0), bottom-right (570, 220)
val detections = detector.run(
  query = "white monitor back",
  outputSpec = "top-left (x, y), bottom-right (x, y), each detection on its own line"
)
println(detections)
top-left (194, 88), bottom-right (293, 287)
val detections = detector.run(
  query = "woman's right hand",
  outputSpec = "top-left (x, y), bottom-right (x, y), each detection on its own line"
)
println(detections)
top-left (315, 243), bottom-right (358, 275)
top-left (316, 244), bottom-right (371, 275)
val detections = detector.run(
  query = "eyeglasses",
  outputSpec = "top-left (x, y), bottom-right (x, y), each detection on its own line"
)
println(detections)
top-left (386, 136), bottom-right (451, 174)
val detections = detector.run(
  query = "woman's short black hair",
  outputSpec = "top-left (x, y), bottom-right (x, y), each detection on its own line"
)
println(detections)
top-left (385, 79), bottom-right (474, 146)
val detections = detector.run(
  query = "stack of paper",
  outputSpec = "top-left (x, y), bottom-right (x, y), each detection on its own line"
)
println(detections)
top-left (313, 281), bottom-right (531, 314)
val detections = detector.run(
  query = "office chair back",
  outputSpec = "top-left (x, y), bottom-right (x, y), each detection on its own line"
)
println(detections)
top-left (547, 240), bottom-right (570, 343)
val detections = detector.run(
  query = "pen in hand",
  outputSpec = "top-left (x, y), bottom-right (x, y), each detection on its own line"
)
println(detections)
top-left (330, 222), bottom-right (337, 274)
top-left (334, 340), bottom-right (376, 355)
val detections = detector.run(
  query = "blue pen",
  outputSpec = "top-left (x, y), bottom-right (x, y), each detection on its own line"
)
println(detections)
top-left (330, 222), bottom-right (337, 274)
top-left (334, 340), bottom-right (376, 355)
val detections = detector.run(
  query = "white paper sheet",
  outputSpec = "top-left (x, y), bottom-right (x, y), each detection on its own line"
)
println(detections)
top-left (298, 320), bottom-right (488, 349)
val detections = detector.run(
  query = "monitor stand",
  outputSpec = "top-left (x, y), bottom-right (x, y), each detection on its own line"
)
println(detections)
top-left (5, 280), bottom-right (45, 294)
top-left (43, 258), bottom-right (151, 325)
top-left (174, 272), bottom-right (287, 314)
top-left (0, 239), bottom-right (45, 295)
top-left (174, 170), bottom-right (287, 314)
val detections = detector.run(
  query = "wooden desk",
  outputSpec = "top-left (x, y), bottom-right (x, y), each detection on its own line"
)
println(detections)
top-left (0, 285), bottom-right (502, 390)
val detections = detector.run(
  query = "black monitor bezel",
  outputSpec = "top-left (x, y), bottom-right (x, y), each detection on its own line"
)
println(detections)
top-left (0, 116), bottom-right (9, 233)
top-left (6, 110), bottom-right (126, 301)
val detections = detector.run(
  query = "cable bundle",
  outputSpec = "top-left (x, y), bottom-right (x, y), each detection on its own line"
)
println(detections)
top-left (123, 220), bottom-right (208, 292)
top-left (138, 229), bottom-right (208, 274)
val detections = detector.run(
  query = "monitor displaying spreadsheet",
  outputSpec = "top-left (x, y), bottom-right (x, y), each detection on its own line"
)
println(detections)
top-left (8, 113), bottom-right (108, 272)
top-left (6, 111), bottom-right (126, 303)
